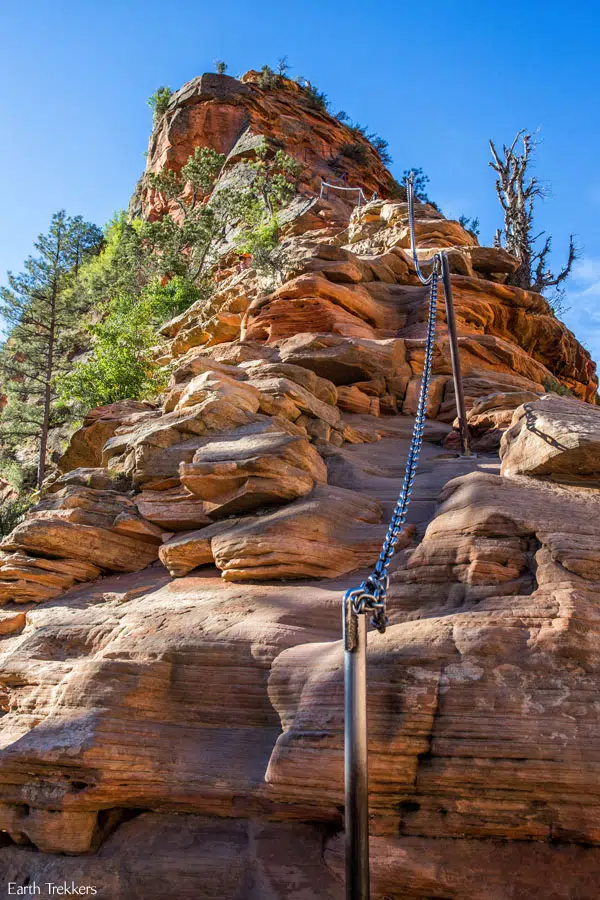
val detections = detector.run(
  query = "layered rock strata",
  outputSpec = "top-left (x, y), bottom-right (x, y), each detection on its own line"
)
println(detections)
top-left (1, 69), bottom-right (599, 899)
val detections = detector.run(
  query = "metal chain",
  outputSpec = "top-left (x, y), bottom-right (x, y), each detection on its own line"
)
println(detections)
top-left (406, 173), bottom-right (437, 286)
top-left (320, 180), bottom-right (368, 206)
top-left (343, 171), bottom-right (441, 634)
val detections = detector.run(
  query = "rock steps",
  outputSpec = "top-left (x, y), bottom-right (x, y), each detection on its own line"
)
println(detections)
top-left (2, 69), bottom-right (600, 897)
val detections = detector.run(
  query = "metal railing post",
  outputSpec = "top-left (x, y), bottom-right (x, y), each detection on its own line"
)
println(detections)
top-left (344, 597), bottom-right (370, 900)
top-left (440, 253), bottom-right (471, 456)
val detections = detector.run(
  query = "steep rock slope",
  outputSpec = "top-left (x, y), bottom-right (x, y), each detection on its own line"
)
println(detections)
top-left (1, 71), bottom-right (599, 898)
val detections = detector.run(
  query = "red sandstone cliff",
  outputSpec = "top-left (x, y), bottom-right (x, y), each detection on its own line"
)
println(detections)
top-left (1, 71), bottom-right (599, 899)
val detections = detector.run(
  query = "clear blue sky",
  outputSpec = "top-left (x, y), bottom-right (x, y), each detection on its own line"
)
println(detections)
top-left (2, 0), bottom-right (599, 363)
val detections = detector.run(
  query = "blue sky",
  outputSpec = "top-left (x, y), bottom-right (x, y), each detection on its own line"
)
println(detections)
top-left (1, 0), bottom-right (599, 362)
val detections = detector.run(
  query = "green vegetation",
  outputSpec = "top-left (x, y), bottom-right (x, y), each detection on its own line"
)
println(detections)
top-left (238, 217), bottom-right (284, 279)
top-left (143, 147), bottom-right (228, 280)
top-left (459, 215), bottom-right (481, 237)
top-left (543, 376), bottom-right (573, 396)
top-left (0, 493), bottom-right (33, 539)
top-left (234, 144), bottom-right (300, 279)
top-left (60, 292), bottom-right (170, 409)
top-left (346, 124), bottom-right (391, 166)
top-left (259, 58), bottom-right (294, 88)
top-left (259, 65), bottom-right (278, 89)
top-left (214, 60), bottom-right (228, 75)
top-left (402, 168), bottom-right (431, 202)
top-left (56, 148), bottom-right (230, 411)
top-left (369, 136), bottom-right (391, 165)
top-left (59, 144), bottom-right (299, 409)
top-left (334, 115), bottom-right (393, 166)
top-left (147, 86), bottom-right (172, 121)
top-left (305, 83), bottom-right (329, 112)
top-left (339, 141), bottom-right (369, 166)
top-left (0, 211), bottom-right (103, 487)
top-left (244, 144), bottom-right (300, 217)
top-left (0, 77), bottom-right (306, 500)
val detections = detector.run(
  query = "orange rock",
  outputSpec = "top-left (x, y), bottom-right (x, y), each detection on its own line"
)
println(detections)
top-left (180, 429), bottom-right (327, 518)
top-left (336, 385), bottom-right (373, 415)
top-left (243, 296), bottom-right (377, 343)
top-left (140, 73), bottom-right (396, 222)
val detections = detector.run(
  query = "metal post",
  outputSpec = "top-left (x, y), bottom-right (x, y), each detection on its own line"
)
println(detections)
top-left (440, 253), bottom-right (471, 456)
top-left (344, 597), bottom-right (370, 900)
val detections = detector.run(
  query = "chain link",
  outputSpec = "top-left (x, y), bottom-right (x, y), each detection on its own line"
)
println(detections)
top-left (343, 172), bottom-right (441, 634)
top-left (406, 173), bottom-right (438, 286)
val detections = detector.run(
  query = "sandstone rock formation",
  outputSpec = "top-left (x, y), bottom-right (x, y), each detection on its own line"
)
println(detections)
top-left (1, 68), bottom-right (599, 899)
top-left (501, 393), bottom-right (600, 479)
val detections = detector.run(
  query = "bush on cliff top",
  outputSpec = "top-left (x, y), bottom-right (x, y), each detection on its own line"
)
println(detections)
top-left (148, 86), bottom-right (172, 121)
top-left (339, 141), bottom-right (369, 166)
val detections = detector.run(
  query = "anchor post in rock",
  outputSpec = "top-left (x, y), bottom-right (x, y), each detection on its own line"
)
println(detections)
top-left (440, 253), bottom-right (471, 456)
top-left (343, 591), bottom-right (370, 900)
top-left (343, 172), bottom-right (471, 898)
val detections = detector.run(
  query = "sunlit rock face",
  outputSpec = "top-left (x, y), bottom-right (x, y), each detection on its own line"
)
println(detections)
top-left (1, 68), bottom-right (600, 899)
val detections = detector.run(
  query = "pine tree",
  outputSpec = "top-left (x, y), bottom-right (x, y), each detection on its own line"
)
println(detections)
top-left (0, 211), bottom-right (102, 487)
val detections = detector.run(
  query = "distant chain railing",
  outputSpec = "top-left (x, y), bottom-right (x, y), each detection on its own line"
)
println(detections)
top-left (319, 180), bottom-right (377, 208)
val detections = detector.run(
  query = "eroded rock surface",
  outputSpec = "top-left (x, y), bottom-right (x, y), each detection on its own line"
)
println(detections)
top-left (1, 67), bottom-right (600, 900)
top-left (501, 393), bottom-right (600, 479)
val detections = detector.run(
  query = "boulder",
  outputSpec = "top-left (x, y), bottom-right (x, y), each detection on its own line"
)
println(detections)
top-left (102, 399), bottom-right (264, 483)
top-left (416, 246), bottom-right (474, 276)
top-left (266, 274), bottom-right (386, 326)
top-left (336, 385), bottom-right (374, 415)
top-left (212, 484), bottom-right (386, 581)
top-left (500, 394), bottom-right (600, 479)
top-left (464, 245), bottom-right (520, 274)
top-left (47, 467), bottom-right (130, 494)
top-left (402, 375), bottom-right (448, 419)
top-left (159, 520), bottom-right (242, 576)
top-left (174, 370), bottom-right (260, 413)
top-left (277, 333), bottom-right (410, 385)
top-left (288, 256), bottom-right (365, 284)
top-left (163, 356), bottom-right (248, 412)
top-left (1, 510), bottom-right (159, 573)
top-left (0, 608), bottom-right (26, 634)
top-left (264, 471), bottom-right (600, 845)
top-left (393, 218), bottom-right (478, 249)
top-left (444, 389), bottom-right (542, 452)
top-left (240, 361), bottom-right (338, 405)
top-left (246, 374), bottom-right (341, 428)
top-left (160, 484), bottom-right (387, 580)
top-left (59, 401), bottom-right (156, 472)
top-left (0, 804), bottom-right (105, 855)
top-left (181, 429), bottom-right (327, 517)
top-left (134, 486), bottom-right (213, 531)
top-left (243, 296), bottom-right (377, 343)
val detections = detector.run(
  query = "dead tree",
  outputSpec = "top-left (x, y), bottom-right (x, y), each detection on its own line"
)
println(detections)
top-left (489, 130), bottom-right (576, 294)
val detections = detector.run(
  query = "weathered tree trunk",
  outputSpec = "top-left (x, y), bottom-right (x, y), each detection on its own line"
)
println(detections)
top-left (489, 131), bottom-right (576, 295)
top-left (37, 254), bottom-right (60, 489)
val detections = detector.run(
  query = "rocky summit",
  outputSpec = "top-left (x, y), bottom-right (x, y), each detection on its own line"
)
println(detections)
top-left (1, 71), bottom-right (599, 899)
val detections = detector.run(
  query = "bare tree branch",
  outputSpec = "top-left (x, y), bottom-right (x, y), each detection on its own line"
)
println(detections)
top-left (489, 130), bottom-right (576, 299)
